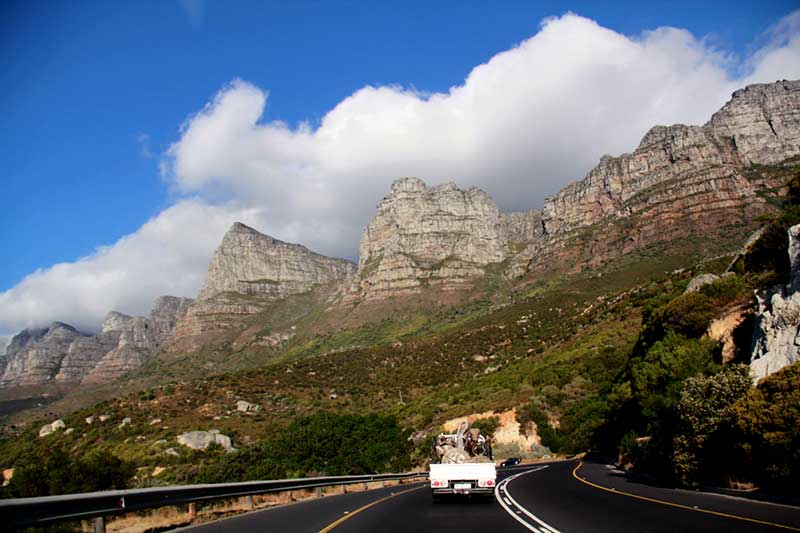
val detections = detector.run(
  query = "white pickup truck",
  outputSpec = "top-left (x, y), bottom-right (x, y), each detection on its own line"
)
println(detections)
top-left (429, 424), bottom-right (496, 500)
top-left (429, 461), bottom-right (497, 498)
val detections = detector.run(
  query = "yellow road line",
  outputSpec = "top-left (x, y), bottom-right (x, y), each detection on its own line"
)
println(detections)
top-left (572, 461), bottom-right (800, 531)
top-left (319, 485), bottom-right (424, 532)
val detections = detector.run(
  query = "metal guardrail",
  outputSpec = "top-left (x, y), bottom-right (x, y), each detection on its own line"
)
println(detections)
top-left (0, 471), bottom-right (428, 530)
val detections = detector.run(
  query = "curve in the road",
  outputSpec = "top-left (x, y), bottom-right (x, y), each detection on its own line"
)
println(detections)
top-left (496, 466), bottom-right (562, 533)
top-left (572, 462), bottom-right (800, 532)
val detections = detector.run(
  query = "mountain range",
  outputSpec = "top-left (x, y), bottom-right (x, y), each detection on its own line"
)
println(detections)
top-left (1, 79), bottom-right (798, 398)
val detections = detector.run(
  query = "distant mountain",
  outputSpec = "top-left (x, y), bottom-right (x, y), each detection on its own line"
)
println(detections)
top-left (2, 79), bottom-right (799, 395)
top-left (0, 296), bottom-right (192, 388)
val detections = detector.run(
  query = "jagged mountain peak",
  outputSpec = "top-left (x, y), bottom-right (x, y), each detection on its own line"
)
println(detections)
top-left (197, 222), bottom-right (355, 302)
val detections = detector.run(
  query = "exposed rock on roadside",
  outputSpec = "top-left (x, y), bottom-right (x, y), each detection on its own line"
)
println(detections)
top-left (750, 224), bottom-right (800, 380)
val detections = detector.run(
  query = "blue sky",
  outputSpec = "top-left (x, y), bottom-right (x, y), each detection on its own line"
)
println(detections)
top-left (1, 0), bottom-right (799, 336)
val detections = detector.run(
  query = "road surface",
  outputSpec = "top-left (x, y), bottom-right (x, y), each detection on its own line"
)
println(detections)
top-left (181, 460), bottom-right (800, 532)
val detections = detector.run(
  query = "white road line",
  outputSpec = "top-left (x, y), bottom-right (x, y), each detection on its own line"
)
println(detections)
top-left (495, 466), bottom-right (563, 533)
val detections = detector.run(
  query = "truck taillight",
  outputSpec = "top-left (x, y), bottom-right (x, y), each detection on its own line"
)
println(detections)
top-left (478, 479), bottom-right (495, 487)
top-left (431, 480), bottom-right (448, 488)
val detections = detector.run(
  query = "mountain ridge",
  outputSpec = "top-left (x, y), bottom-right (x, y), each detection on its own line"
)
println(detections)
top-left (1, 79), bottom-right (798, 395)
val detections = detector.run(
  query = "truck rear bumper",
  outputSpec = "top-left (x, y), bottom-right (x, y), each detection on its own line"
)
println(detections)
top-left (432, 487), bottom-right (494, 495)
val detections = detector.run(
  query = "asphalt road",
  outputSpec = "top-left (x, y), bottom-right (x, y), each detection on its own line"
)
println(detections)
top-left (181, 460), bottom-right (800, 532)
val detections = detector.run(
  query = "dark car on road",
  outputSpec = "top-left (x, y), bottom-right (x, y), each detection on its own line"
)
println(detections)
top-left (499, 457), bottom-right (521, 467)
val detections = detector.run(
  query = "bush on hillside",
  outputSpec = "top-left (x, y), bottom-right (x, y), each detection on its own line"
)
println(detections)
top-left (2, 446), bottom-right (134, 498)
top-left (672, 364), bottom-right (752, 486)
top-left (470, 416), bottom-right (500, 438)
top-left (520, 404), bottom-right (562, 452)
top-left (197, 413), bottom-right (413, 483)
top-left (726, 362), bottom-right (800, 492)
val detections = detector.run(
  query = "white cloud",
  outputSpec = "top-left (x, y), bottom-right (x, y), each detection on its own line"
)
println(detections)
top-left (1, 11), bottom-right (799, 335)
top-left (0, 200), bottom-right (266, 333)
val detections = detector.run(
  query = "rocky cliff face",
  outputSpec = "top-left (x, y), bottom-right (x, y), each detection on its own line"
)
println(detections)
top-left (169, 223), bottom-right (355, 350)
top-left (81, 296), bottom-right (193, 384)
top-left (750, 224), bottom-right (800, 380)
top-left (353, 81), bottom-right (799, 297)
top-left (355, 178), bottom-right (509, 298)
top-left (534, 81), bottom-right (799, 272)
top-left (198, 223), bottom-right (355, 300)
top-left (0, 323), bottom-right (87, 387)
top-left (0, 296), bottom-right (192, 387)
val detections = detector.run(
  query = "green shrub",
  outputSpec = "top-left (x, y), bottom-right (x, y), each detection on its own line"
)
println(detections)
top-left (630, 332), bottom-right (720, 426)
top-left (521, 404), bottom-right (562, 452)
top-left (3, 446), bottom-right (135, 498)
top-left (657, 293), bottom-right (716, 338)
top-left (198, 413), bottom-right (413, 483)
top-left (727, 362), bottom-right (800, 492)
top-left (470, 416), bottom-right (500, 438)
top-left (698, 274), bottom-right (748, 304)
top-left (672, 364), bottom-right (752, 486)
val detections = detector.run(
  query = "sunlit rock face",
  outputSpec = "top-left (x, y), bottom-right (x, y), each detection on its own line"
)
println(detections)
top-left (169, 222), bottom-right (355, 351)
top-left (750, 224), bottom-right (800, 381)
top-left (355, 178), bottom-right (510, 298)
top-left (535, 80), bottom-right (800, 270)
top-left (198, 222), bottom-right (355, 301)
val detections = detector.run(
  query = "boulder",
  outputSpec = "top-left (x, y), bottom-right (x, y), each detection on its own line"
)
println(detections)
top-left (685, 273), bottom-right (720, 294)
top-left (236, 400), bottom-right (259, 413)
top-left (176, 430), bottom-right (234, 452)
top-left (38, 419), bottom-right (66, 437)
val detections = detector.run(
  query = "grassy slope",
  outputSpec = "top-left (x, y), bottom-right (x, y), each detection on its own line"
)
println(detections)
top-left (1, 162), bottom-right (794, 487)
top-left (0, 243), bottom-right (734, 485)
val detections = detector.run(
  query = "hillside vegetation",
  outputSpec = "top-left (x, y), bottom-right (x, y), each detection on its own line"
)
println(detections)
top-left (1, 168), bottom-right (799, 498)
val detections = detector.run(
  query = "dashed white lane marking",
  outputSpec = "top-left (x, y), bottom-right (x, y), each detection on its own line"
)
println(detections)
top-left (495, 465), bottom-right (563, 533)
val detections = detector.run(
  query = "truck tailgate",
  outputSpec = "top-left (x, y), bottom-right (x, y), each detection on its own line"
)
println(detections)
top-left (429, 462), bottom-right (496, 480)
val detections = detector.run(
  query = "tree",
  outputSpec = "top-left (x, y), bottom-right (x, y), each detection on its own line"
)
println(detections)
top-left (672, 364), bottom-right (752, 486)
top-left (727, 362), bottom-right (800, 492)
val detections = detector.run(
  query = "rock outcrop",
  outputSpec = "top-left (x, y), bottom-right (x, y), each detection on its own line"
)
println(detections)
top-left (536, 80), bottom-right (800, 271)
top-left (0, 296), bottom-right (192, 387)
top-left (176, 430), bottom-right (234, 452)
top-left (352, 81), bottom-right (800, 298)
top-left (1, 323), bottom-right (87, 387)
top-left (170, 223), bottom-right (355, 350)
top-left (38, 419), bottom-right (66, 438)
top-left (82, 296), bottom-right (192, 384)
top-left (199, 223), bottom-right (355, 300)
top-left (355, 178), bottom-right (510, 298)
top-left (750, 224), bottom-right (800, 380)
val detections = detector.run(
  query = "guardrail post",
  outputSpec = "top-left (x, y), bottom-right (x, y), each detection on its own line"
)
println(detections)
top-left (188, 503), bottom-right (197, 518)
top-left (92, 516), bottom-right (105, 533)
top-left (315, 486), bottom-right (322, 497)
top-left (245, 495), bottom-right (254, 509)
